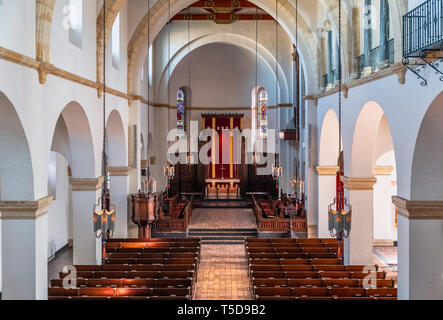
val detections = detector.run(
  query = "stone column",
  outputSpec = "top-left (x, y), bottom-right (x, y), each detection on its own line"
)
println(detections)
top-left (320, 30), bottom-right (328, 90)
top-left (69, 177), bottom-right (104, 265)
top-left (392, 197), bottom-right (443, 300)
top-left (351, 6), bottom-right (361, 79)
top-left (342, 176), bottom-right (377, 265)
top-left (362, 0), bottom-right (373, 76)
top-left (373, 166), bottom-right (395, 246)
top-left (378, 0), bottom-right (390, 69)
top-left (107, 166), bottom-right (130, 238)
top-left (327, 30), bottom-right (334, 89)
top-left (0, 196), bottom-right (53, 300)
top-left (316, 166), bottom-right (339, 238)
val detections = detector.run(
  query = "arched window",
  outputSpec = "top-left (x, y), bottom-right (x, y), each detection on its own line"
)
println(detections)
top-left (177, 88), bottom-right (185, 137)
top-left (257, 88), bottom-right (268, 138)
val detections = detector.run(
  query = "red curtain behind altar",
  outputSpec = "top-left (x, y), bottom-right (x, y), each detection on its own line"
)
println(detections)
top-left (202, 115), bottom-right (242, 180)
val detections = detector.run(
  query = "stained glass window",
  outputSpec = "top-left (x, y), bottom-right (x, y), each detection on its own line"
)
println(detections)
top-left (258, 88), bottom-right (268, 138)
top-left (177, 88), bottom-right (185, 137)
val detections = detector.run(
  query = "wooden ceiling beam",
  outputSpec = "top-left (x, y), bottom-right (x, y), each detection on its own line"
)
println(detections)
top-left (188, 1), bottom-right (257, 9)
top-left (172, 13), bottom-right (274, 21)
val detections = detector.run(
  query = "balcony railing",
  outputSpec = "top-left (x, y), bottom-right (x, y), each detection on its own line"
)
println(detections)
top-left (356, 39), bottom-right (394, 77)
top-left (403, 0), bottom-right (443, 57)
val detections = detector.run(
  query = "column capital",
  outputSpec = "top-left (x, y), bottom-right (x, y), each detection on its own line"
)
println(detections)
top-left (0, 196), bottom-right (53, 220)
top-left (316, 166), bottom-right (339, 176)
top-left (341, 176), bottom-right (377, 190)
top-left (373, 165), bottom-right (394, 176)
top-left (69, 176), bottom-right (104, 191)
top-left (107, 166), bottom-right (130, 177)
top-left (392, 196), bottom-right (443, 220)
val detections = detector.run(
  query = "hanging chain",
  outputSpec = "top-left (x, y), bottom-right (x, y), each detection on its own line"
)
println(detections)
top-left (188, 7), bottom-right (191, 95)
top-left (275, 0), bottom-right (279, 163)
top-left (338, 0), bottom-right (342, 155)
top-left (255, 5), bottom-right (258, 102)
top-left (147, 0), bottom-right (151, 176)
top-left (167, 0), bottom-right (171, 157)
top-left (102, 0), bottom-right (107, 179)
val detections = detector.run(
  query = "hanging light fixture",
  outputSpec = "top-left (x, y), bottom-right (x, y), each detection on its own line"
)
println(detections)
top-left (93, 0), bottom-right (117, 239)
top-left (272, 0), bottom-right (283, 198)
top-left (163, 0), bottom-right (175, 196)
top-left (328, 0), bottom-right (352, 249)
top-left (291, 0), bottom-right (304, 200)
top-left (145, 0), bottom-right (156, 195)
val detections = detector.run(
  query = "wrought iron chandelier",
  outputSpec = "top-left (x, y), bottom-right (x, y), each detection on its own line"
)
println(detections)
top-left (272, 0), bottom-right (283, 191)
top-left (93, 0), bottom-right (117, 238)
top-left (328, 0), bottom-right (352, 241)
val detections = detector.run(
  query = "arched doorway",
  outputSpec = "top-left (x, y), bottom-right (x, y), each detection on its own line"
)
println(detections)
top-left (317, 109), bottom-right (340, 238)
top-left (345, 101), bottom-right (397, 266)
top-left (0, 91), bottom-right (37, 299)
top-left (395, 91), bottom-right (443, 300)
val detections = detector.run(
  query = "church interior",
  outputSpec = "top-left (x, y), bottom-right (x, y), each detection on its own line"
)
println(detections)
top-left (0, 0), bottom-right (442, 301)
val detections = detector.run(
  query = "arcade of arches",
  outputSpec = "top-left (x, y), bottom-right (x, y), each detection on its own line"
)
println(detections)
top-left (0, 0), bottom-right (442, 300)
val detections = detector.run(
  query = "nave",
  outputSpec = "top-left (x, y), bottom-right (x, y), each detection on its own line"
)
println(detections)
top-left (47, 206), bottom-right (397, 301)
top-left (0, 0), bottom-right (442, 301)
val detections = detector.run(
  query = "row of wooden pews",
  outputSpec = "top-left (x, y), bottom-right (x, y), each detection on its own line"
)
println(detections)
top-left (246, 238), bottom-right (397, 300)
top-left (48, 238), bottom-right (200, 300)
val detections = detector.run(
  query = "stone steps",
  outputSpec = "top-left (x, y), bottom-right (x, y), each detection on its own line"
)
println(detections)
top-left (188, 228), bottom-right (258, 245)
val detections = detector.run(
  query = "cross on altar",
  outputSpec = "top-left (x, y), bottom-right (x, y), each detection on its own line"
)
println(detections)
top-left (220, 166), bottom-right (226, 179)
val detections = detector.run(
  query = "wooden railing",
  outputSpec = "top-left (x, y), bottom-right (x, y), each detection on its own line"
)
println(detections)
top-left (252, 197), bottom-right (307, 233)
top-left (152, 196), bottom-right (193, 232)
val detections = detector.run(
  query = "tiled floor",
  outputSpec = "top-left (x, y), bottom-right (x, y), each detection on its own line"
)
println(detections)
top-left (373, 247), bottom-right (398, 283)
top-left (193, 244), bottom-right (254, 300)
top-left (48, 246), bottom-right (73, 284)
top-left (189, 208), bottom-right (257, 229)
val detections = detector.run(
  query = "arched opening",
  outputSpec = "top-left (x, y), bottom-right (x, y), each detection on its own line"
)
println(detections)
top-left (411, 92), bottom-right (443, 200)
top-left (105, 109), bottom-right (128, 238)
top-left (0, 92), bottom-right (34, 201)
top-left (0, 91), bottom-right (34, 296)
top-left (397, 91), bottom-right (443, 299)
top-left (317, 109), bottom-right (340, 238)
top-left (346, 101), bottom-right (397, 266)
top-left (49, 101), bottom-right (97, 266)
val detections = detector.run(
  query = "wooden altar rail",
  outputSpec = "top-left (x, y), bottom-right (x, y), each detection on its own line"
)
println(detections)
top-left (252, 198), bottom-right (307, 233)
top-left (258, 218), bottom-right (307, 232)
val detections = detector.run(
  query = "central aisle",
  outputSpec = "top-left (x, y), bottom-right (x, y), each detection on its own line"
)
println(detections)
top-left (193, 244), bottom-right (254, 300)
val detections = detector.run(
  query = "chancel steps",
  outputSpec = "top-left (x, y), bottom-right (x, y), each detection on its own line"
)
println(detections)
top-left (188, 228), bottom-right (258, 244)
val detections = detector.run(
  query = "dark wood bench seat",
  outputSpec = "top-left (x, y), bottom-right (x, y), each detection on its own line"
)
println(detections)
top-left (59, 270), bottom-right (194, 279)
top-left (51, 278), bottom-right (193, 288)
top-left (70, 264), bottom-right (196, 272)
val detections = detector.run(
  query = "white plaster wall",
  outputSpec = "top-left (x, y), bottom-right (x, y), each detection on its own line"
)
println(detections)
top-left (169, 42), bottom-right (279, 108)
top-left (153, 20), bottom-right (293, 105)
top-left (0, 0), bottom-right (35, 57)
top-left (47, 152), bottom-right (70, 254)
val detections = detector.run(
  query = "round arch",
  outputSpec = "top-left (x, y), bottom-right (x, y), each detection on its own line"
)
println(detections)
top-left (156, 33), bottom-right (290, 104)
top-left (0, 91), bottom-right (34, 201)
top-left (319, 109), bottom-right (340, 166)
top-left (128, 0), bottom-right (318, 96)
top-left (411, 91), bottom-right (443, 200)
top-left (105, 109), bottom-right (127, 166)
top-left (52, 102), bottom-right (96, 179)
top-left (350, 101), bottom-right (390, 177)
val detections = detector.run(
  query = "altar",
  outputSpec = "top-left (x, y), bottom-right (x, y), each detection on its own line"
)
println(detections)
top-left (205, 178), bottom-right (240, 199)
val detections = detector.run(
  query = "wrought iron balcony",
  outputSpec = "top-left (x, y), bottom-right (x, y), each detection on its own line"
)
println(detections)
top-left (402, 0), bottom-right (443, 85)
top-left (403, 0), bottom-right (442, 57)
